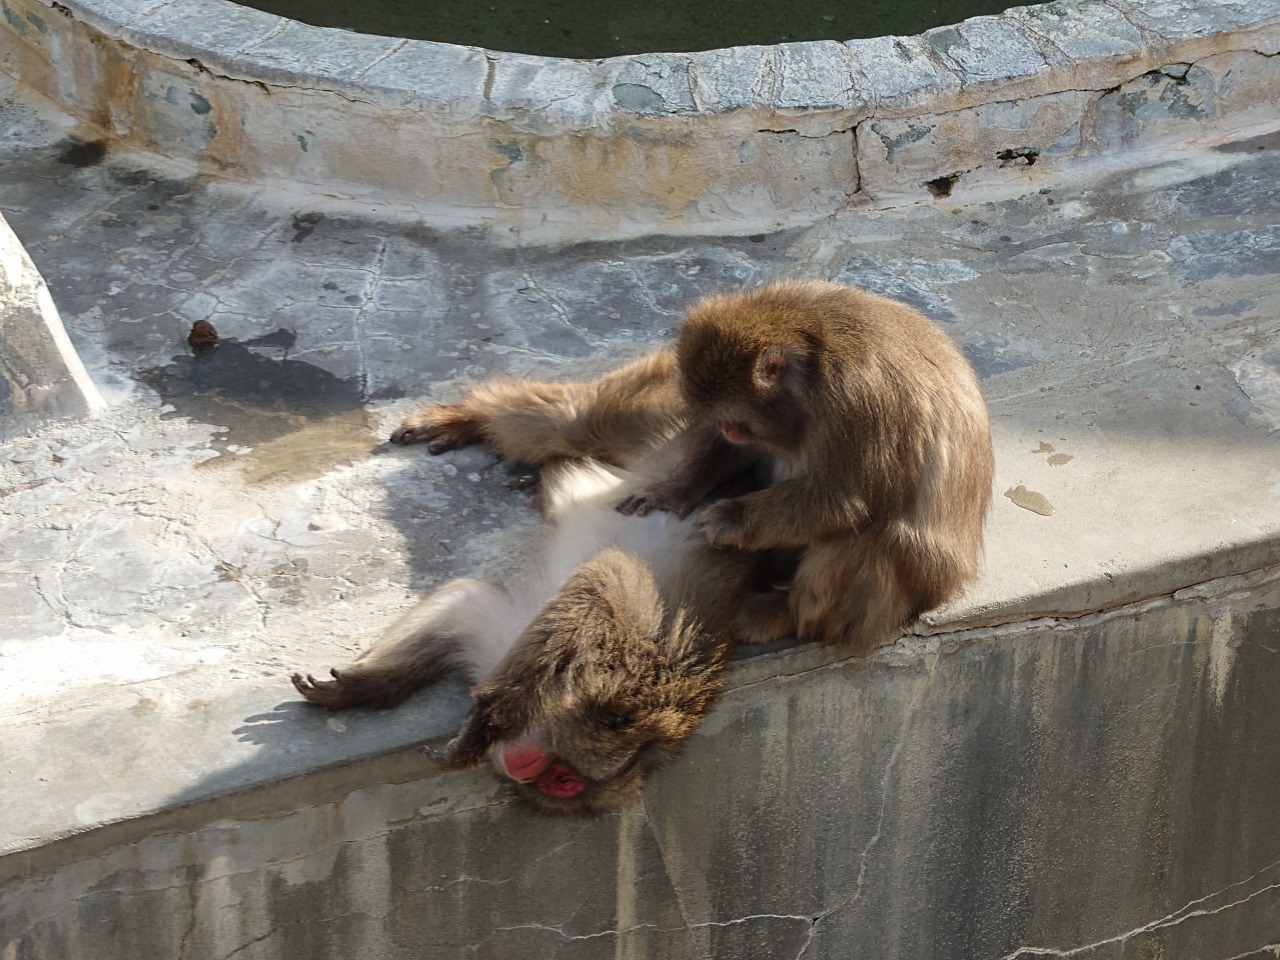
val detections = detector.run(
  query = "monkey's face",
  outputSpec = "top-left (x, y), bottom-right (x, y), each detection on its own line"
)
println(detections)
top-left (677, 299), bottom-right (812, 456)
top-left (489, 717), bottom-right (684, 816)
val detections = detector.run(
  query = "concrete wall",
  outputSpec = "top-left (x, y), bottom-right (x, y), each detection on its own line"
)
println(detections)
top-left (0, 212), bottom-right (103, 427)
top-left (5, 570), bottom-right (1279, 959)
top-left (1, 0), bottom-right (1278, 236)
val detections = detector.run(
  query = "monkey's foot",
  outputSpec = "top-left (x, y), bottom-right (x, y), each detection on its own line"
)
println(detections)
top-left (291, 668), bottom-right (408, 710)
top-left (734, 591), bottom-right (795, 645)
top-left (389, 404), bottom-right (486, 453)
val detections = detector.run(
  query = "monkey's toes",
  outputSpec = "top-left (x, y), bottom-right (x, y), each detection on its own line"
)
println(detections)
top-left (390, 407), bottom-right (484, 452)
top-left (291, 670), bottom-right (352, 709)
top-left (616, 494), bottom-right (648, 516)
top-left (422, 737), bottom-right (480, 770)
top-left (419, 743), bottom-right (451, 764)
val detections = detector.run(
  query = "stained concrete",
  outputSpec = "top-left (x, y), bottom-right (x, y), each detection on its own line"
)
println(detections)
top-left (1, 62), bottom-right (1280, 958)
top-left (2, 0), bottom-right (1278, 234)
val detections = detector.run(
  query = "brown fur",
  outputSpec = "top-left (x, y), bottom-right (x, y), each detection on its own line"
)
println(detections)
top-left (621, 279), bottom-right (994, 650)
top-left (293, 278), bottom-right (992, 812)
top-left (436, 547), bottom-right (728, 815)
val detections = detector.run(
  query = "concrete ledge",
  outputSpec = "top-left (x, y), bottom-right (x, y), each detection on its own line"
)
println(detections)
top-left (0, 212), bottom-right (104, 427)
top-left (6, 572), bottom-right (1280, 958)
top-left (0, 0), bottom-right (1278, 235)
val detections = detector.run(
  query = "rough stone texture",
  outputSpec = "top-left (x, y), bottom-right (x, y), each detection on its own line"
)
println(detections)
top-left (231, 20), bottom-right (404, 89)
top-left (119, 0), bottom-right (286, 71)
top-left (925, 15), bottom-right (1050, 85)
top-left (1007, 0), bottom-right (1146, 61)
top-left (2, 0), bottom-right (1278, 235)
top-left (0, 212), bottom-right (104, 423)
top-left (4, 581), bottom-right (1280, 959)
top-left (859, 90), bottom-right (1095, 202)
top-left (3, 37), bottom-right (1280, 959)
top-left (844, 34), bottom-right (962, 112)
top-left (767, 40), bottom-right (869, 132)
top-left (1083, 50), bottom-right (1280, 155)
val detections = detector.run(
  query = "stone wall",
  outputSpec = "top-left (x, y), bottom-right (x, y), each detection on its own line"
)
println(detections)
top-left (1, 0), bottom-right (1278, 236)
top-left (5, 570), bottom-right (1280, 959)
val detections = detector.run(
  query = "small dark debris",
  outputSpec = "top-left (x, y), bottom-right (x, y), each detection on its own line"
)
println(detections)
top-left (58, 139), bottom-right (107, 167)
top-left (748, 234), bottom-right (767, 243)
top-left (291, 212), bottom-right (324, 243)
top-left (924, 172), bottom-right (962, 198)
top-left (187, 319), bottom-right (219, 352)
top-left (997, 147), bottom-right (1039, 168)
top-left (146, 203), bottom-right (160, 211)
top-left (1195, 384), bottom-right (1201, 390)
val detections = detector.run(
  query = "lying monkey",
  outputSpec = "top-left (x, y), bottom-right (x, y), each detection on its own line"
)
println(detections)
top-left (295, 450), bottom-right (765, 815)
top-left (294, 279), bottom-right (992, 811)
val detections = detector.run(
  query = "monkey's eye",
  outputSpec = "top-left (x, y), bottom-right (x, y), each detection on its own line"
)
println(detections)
top-left (593, 706), bottom-right (633, 731)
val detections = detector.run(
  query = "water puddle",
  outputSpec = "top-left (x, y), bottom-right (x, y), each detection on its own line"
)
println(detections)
top-left (138, 330), bottom-right (376, 484)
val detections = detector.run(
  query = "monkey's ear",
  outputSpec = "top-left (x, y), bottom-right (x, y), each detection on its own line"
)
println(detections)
top-left (754, 344), bottom-right (800, 388)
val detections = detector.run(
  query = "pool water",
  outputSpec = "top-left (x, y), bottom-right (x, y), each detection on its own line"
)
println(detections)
top-left (232, 0), bottom-right (1016, 59)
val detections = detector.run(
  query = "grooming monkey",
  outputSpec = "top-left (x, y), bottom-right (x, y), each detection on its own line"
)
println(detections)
top-left (294, 279), bottom-right (992, 810)
top-left (619, 279), bottom-right (994, 650)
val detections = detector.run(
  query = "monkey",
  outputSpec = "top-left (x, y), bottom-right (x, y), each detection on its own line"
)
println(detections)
top-left (294, 278), bottom-right (991, 808)
top-left (294, 439), bottom-right (765, 815)
top-left (616, 279), bottom-right (995, 651)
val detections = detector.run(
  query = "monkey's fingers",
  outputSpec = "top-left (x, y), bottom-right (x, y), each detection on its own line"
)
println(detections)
top-left (389, 405), bottom-right (485, 451)
top-left (422, 736), bottom-right (486, 770)
top-left (291, 671), bottom-right (343, 705)
top-left (291, 668), bottom-right (376, 710)
top-left (616, 494), bottom-right (653, 517)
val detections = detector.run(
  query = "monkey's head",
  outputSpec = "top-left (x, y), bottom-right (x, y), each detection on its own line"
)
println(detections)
top-left (676, 283), bottom-right (836, 455)
top-left (488, 679), bottom-right (717, 816)
top-left (432, 551), bottom-right (728, 816)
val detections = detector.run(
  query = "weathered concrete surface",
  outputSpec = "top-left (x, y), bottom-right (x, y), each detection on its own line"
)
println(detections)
top-left (0, 212), bottom-right (104, 423)
top-left (1, 72), bottom-right (1280, 958)
top-left (6, 578), bottom-right (1280, 958)
top-left (0, 0), bottom-right (1277, 234)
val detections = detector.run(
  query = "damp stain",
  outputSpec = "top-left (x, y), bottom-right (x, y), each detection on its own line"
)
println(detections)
top-left (58, 138), bottom-right (108, 167)
top-left (1005, 484), bottom-right (1054, 516)
top-left (1047, 453), bottom-right (1073, 466)
top-left (137, 334), bottom-right (375, 484)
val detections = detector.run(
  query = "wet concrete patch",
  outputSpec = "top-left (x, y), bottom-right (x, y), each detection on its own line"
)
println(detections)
top-left (137, 334), bottom-right (376, 483)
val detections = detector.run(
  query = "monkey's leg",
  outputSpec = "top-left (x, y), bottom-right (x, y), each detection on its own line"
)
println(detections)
top-left (789, 537), bottom-right (914, 652)
top-left (292, 578), bottom-right (507, 709)
top-left (390, 350), bottom-right (684, 466)
top-left (733, 590), bottom-right (796, 645)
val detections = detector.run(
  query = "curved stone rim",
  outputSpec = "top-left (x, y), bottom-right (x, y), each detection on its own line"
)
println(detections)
top-left (3, 0), bottom-right (1279, 236)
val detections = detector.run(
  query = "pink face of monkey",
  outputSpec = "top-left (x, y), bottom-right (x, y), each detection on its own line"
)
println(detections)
top-left (481, 717), bottom-right (684, 816)
top-left (496, 738), bottom-right (588, 800)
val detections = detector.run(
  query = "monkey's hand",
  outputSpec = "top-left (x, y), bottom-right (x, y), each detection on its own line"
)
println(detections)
top-left (389, 403), bottom-right (486, 453)
top-left (695, 497), bottom-right (750, 549)
top-left (616, 480), bottom-right (702, 519)
top-left (424, 712), bottom-right (497, 771)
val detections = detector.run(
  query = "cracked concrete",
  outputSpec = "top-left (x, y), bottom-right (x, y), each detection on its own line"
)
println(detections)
top-left (2, 0), bottom-right (1278, 233)
top-left (1, 37), bottom-right (1280, 960)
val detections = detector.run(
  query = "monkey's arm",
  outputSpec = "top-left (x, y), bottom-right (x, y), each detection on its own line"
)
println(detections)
top-left (391, 349), bottom-right (684, 467)
top-left (696, 480), bottom-right (871, 550)
top-left (618, 426), bottom-right (757, 518)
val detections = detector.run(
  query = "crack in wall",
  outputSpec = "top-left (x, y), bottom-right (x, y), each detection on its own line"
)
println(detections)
top-left (1002, 857), bottom-right (1280, 958)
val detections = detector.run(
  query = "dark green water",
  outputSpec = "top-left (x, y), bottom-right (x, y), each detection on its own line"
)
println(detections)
top-left (234, 0), bottom-right (1016, 59)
